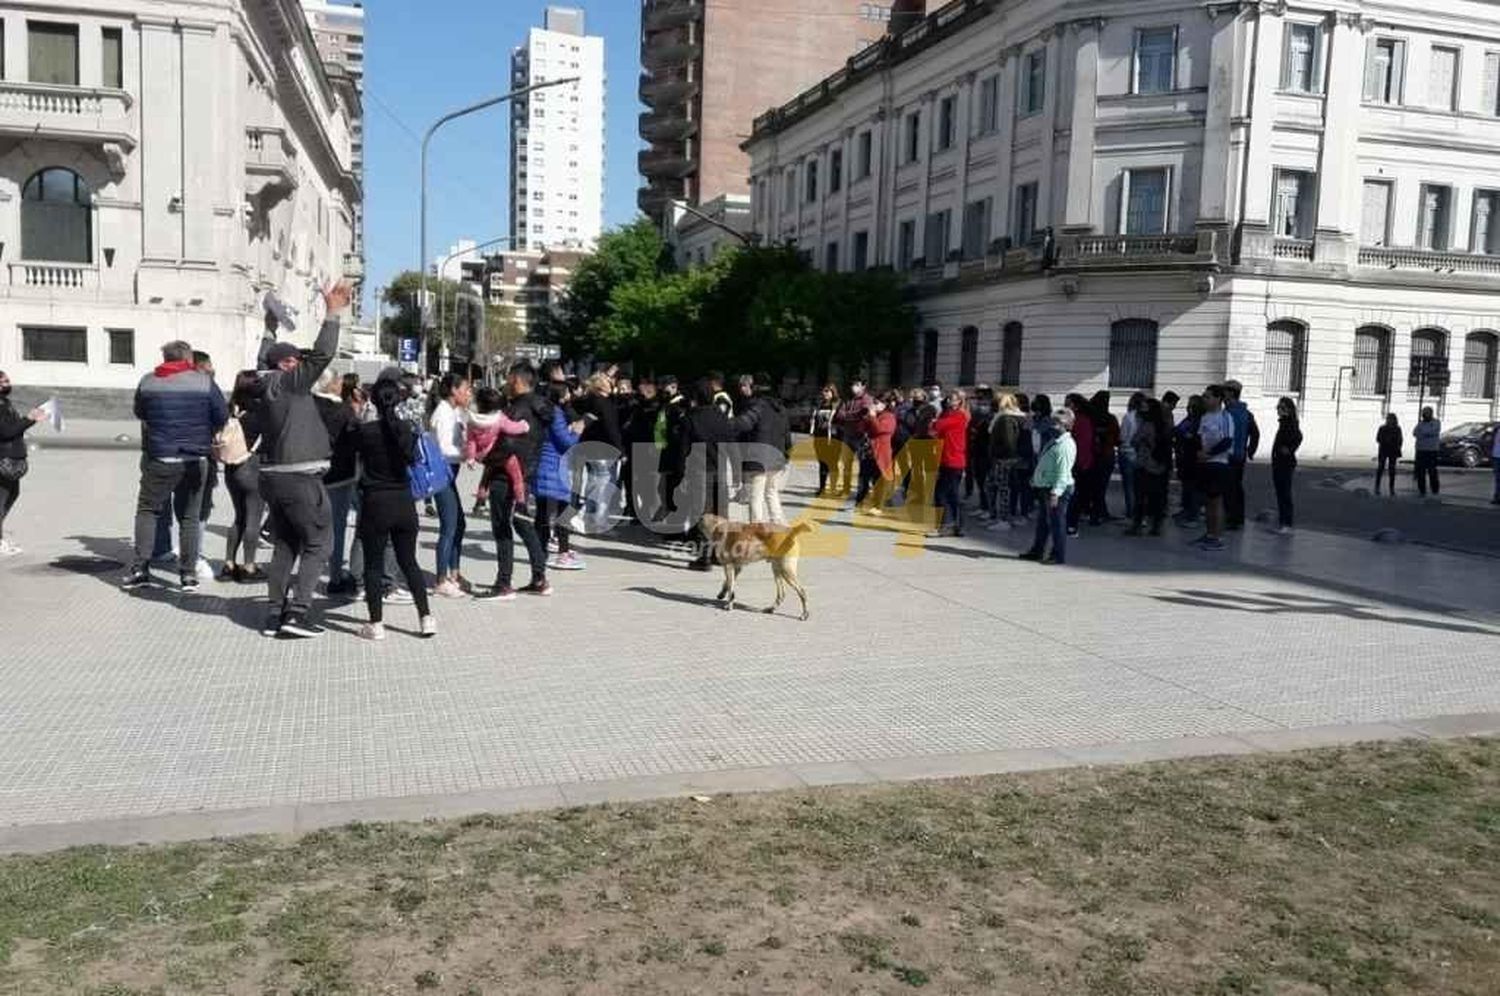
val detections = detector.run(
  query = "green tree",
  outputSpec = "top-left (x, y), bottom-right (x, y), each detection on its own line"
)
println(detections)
top-left (547, 219), bottom-right (672, 360)
top-left (380, 270), bottom-right (467, 357)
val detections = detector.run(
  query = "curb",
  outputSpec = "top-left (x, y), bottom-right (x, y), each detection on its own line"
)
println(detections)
top-left (2, 711), bottom-right (1495, 856)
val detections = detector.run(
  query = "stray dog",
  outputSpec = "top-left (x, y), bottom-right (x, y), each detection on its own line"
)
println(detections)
top-left (697, 514), bottom-right (816, 621)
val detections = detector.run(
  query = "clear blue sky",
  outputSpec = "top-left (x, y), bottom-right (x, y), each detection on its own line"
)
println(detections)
top-left (358, 0), bottom-right (642, 310)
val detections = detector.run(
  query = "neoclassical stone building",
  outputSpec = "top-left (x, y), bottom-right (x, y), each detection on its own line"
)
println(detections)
top-left (0, 0), bottom-right (362, 411)
top-left (745, 0), bottom-right (1500, 455)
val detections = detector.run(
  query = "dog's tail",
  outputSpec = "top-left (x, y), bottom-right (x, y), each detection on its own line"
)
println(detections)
top-left (787, 519), bottom-right (819, 540)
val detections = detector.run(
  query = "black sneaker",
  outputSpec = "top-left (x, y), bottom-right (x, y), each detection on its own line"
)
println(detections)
top-left (475, 584), bottom-right (518, 602)
top-left (179, 574), bottom-right (200, 593)
top-left (325, 575), bottom-right (358, 598)
top-left (520, 579), bottom-right (554, 597)
top-left (120, 565), bottom-right (152, 590)
top-left (261, 611), bottom-right (285, 638)
top-left (277, 613), bottom-right (325, 639)
top-left (1017, 550), bottom-right (1043, 561)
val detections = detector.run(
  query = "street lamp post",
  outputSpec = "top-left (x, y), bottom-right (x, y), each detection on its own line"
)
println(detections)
top-left (419, 77), bottom-right (579, 376)
top-left (434, 234), bottom-right (518, 345)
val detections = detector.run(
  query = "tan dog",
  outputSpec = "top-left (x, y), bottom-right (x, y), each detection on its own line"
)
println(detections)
top-left (698, 514), bottom-right (816, 621)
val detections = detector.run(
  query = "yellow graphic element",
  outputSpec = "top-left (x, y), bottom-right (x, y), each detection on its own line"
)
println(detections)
top-left (784, 438), bottom-right (945, 559)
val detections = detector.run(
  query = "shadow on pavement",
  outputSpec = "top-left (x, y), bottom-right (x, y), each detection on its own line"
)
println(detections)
top-left (1150, 588), bottom-right (1500, 637)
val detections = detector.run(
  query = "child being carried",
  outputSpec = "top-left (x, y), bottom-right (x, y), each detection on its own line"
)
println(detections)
top-left (464, 386), bottom-right (530, 507)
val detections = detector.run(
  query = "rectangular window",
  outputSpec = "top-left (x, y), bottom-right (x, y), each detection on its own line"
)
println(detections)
top-left (783, 169), bottom-right (795, 211)
top-left (856, 130), bottom-right (873, 178)
top-left (924, 209), bottom-right (952, 263)
top-left (1473, 191), bottom-right (1500, 254)
top-left (1361, 180), bottom-right (1392, 246)
top-left (1418, 184), bottom-right (1452, 250)
top-left (1121, 168), bottom-right (1170, 235)
top-left (22, 326), bottom-right (87, 363)
top-left (936, 94), bottom-right (956, 150)
top-left (829, 148), bottom-right (843, 194)
top-left (975, 75), bottom-right (999, 135)
top-left (805, 160), bottom-right (819, 203)
top-left (1485, 52), bottom-right (1500, 115)
top-left (102, 27), bottom-right (122, 89)
top-left (825, 241), bottom-right (839, 272)
top-left (107, 328), bottom-right (134, 365)
top-left (853, 230), bottom-right (870, 272)
top-left (1274, 169), bottom-right (1316, 240)
top-left (1014, 182), bottom-right (1038, 243)
top-left (897, 219), bottom-right (916, 270)
top-left (1282, 23), bottom-right (1322, 93)
top-left (1001, 323), bottom-right (1023, 386)
top-left (1363, 37), bottom-right (1405, 104)
top-left (922, 330), bottom-right (939, 385)
top-left (1134, 27), bottom-right (1176, 94)
top-left (1463, 334), bottom-right (1498, 399)
top-left (28, 21), bottom-right (79, 85)
top-left (1429, 45), bottom-right (1459, 111)
top-left (1022, 49), bottom-right (1046, 114)
top-left (961, 198), bottom-right (992, 260)
top-left (1109, 320), bottom-right (1159, 390)
top-left (904, 110), bottom-right (921, 163)
top-left (959, 327), bottom-right (979, 386)
top-left (1353, 329), bottom-right (1390, 396)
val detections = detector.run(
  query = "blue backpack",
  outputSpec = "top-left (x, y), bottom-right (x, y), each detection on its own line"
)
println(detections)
top-left (408, 431), bottom-right (453, 500)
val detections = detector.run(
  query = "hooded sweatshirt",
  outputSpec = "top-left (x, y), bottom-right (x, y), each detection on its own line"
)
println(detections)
top-left (259, 317), bottom-right (340, 473)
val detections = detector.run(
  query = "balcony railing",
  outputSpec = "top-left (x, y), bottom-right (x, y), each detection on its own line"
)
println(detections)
top-left (639, 148), bottom-right (695, 179)
top-left (7, 261), bottom-right (100, 292)
top-left (1053, 232), bottom-right (1217, 267)
top-left (643, 0), bottom-right (703, 32)
top-left (641, 37), bottom-right (702, 71)
top-left (0, 80), bottom-right (134, 148)
top-left (1272, 238), bottom-right (1314, 261)
top-left (639, 107), bottom-right (698, 142)
top-left (1356, 246), bottom-right (1500, 276)
top-left (245, 126), bottom-right (299, 200)
top-left (638, 71), bottom-right (700, 106)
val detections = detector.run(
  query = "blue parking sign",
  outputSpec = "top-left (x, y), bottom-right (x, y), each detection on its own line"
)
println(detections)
top-left (399, 338), bottom-right (418, 363)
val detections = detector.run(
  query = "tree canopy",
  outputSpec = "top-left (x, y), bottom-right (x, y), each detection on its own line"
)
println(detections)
top-left (545, 223), bottom-right (917, 385)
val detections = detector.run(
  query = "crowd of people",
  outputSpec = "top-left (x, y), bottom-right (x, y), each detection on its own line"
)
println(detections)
top-left (2, 284), bottom-right (1495, 634)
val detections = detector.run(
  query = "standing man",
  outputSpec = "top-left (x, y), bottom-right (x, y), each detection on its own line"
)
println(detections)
top-left (121, 341), bottom-right (227, 592)
top-left (652, 376), bottom-right (688, 526)
top-left (255, 281), bottom-right (352, 638)
top-left (1019, 408), bottom-right (1078, 565)
top-left (1193, 384), bottom-right (1236, 552)
top-left (1221, 379), bottom-right (1259, 530)
top-left (1412, 406), bottom-right (1442, 497)
top-left (477, 362), bottom-right (552, 599)
top-left (730, 374), bottom-right (791, 525)
top-left (836, 378), bottom-right (875, 503)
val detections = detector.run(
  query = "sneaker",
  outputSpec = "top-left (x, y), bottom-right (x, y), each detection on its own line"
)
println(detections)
top-left (179, 574), bottom-right (200, 593)
top-left (325, 575), bottom-right (358, 597)
top-left (1017, 550), bottom-right (1043, 561)
top-left (475, 584), bottom-right (517, 602)
top-left (433, 579), bottom-right (467, 599)
top-left (1196, 537), bottom-right (1226, 552)
top-left (1275, 525), bottom-right (1295, 535)
top-left (520, 579), bottom-right (554, 597)
top-left (384, 587), bottom-right (415, 604)
top-left (549, 551), bottom-right (586, 571)
top-left (986, 519), bottom-right (1012, 531)
top-left (1066, 527), bottom-right (1079, 537)
top-left (261, 611), bottom-right (284, 638)
top-left (1041, 554), bottom-right (1063, 565)
top-left (0, 539), bottom-right (22, 557)
top-left (195, 557), bottom-right (214, 581)
top-left (120, 565), bottom-right (152, 590)
top-left (358, 622), bottom-right (386, 642)
top-left (420, 615), bottom-right (438, 639)
top-left (217, 563), bottom-right (237, 583)
top-left (277, 614), bottom-right (325, 639)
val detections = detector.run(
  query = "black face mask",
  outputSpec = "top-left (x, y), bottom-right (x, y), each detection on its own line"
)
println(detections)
top-left (0, 386), bottom-right (10, 397)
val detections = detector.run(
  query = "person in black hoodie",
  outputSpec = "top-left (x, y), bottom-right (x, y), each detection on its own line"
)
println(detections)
top-left (623, 378), bottom-right (659, 521)
top-left (653, 376), bottom-right (689, 526)
top-left (1271, 397), bottom-right (1304, 534)
top-left (0, 371), bottom-right (45, 557)
top-left (683, 379), bottom-right (736, 570)
top-left (476, 361), bottom-right (553, 600)
top-left (316, 371), bottom-right (361, 596)
top-left (730, 374), bottom-right (792, 525)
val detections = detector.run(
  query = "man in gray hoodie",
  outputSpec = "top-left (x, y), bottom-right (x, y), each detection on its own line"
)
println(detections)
top-left (257, 281), bottom-right (352, 638)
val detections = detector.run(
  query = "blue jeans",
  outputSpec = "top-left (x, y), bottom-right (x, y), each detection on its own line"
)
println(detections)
top-left (327, 483), bottom-right (354, 579)
top-left (433, 476), bottom-right (466, 578)
top-left (933, 466), bottom-right (963, 533)
top-left (1028, 488), bottom-right (1072, 562)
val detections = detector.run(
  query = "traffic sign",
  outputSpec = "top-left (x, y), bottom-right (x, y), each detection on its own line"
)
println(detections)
top-left (1407, 354), bottom-right (1450, 389)
top-left (399, 337), bottom-right (419, 363)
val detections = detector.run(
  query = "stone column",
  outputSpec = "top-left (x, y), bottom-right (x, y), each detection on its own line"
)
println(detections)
top-left (180, 20), bottom-right (221, 264)
top-left (992, 47), bottom-right (1020, 242)
top-left (1035, 27), bottom-right (1062, 234)
top-left (1241, 3), bottom-right (1284, 230)
top-left (1315, 11), bottom-right (1371, 266)
top-left (839, 127), bottom-right (854, 261)
top-left (1198, 4), bottom-right (1246, 228)
top-left (1062, 18), bottom-right (1102, 232)
top-left (916, 91), bottom-right (936, 264)
top-left (951, 73), bottom-right (976, 252)
top-left (138, 17), bottom-right (183, 262)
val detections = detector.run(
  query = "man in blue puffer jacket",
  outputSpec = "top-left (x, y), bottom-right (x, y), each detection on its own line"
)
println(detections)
top-left (122, 340), bottom-right (227, 591)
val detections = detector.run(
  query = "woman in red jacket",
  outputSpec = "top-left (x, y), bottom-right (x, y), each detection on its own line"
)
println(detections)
top-left (860, 397), bottom-right (899, 517)
top-left (928, 390), bottom-right (970, 537)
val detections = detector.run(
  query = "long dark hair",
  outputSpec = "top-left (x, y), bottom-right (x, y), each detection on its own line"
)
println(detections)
top-left (230, 370), bottom-right (263, 412)
top-left (371, 378), bottom-right (412, 466)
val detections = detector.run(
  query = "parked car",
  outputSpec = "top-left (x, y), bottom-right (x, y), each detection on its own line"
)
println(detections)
top-left (1437, 421), bottom-right (1498, 468)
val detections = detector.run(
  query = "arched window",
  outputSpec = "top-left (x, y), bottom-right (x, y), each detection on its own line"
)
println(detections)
top-left (1462, 331), bottom-right (1498, 400)
top-left (1352, 326), bottom-right (1390, 396)
top-left (1000, 321), bottom-right (1023, 386)
top-left (959, 325), bottom-right (979, 385)
top-left (921, 329), bottom-right (939, 385)
top-left (1264, 320), bottom-right (1306, 394)
top-left (1109, 319), bottom-right (1158, 389)
top-left (22, 167), bottom-right (93, 264)
top-left (1410, 327), bottom-right (1448, 398)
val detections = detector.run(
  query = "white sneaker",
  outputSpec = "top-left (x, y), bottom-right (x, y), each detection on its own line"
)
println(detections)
top-left (358, 622), bottom-right (386, 641)
top-left (420, 615), bottom-right (438, 638)
top-left (433, 579), bottom-right (467, 599)
top-left (384, 587), bottom-right (415, 604)
top-left (195, 557), bottom-right (214, 580)
top-left (1275, 525), bottom-right (1295, 535)
top-left (548, 551), bottom-right (586, 571)
top-left (0, 539), bottom-right (21, 557)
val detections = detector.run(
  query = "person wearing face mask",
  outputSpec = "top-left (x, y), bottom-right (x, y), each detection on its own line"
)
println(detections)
top-left (0, 372), bottom-right (46, 557)
top-left (834, 379), bottom-right (874, 501)
top-left (1019, 408), bottom-right (1077, 565)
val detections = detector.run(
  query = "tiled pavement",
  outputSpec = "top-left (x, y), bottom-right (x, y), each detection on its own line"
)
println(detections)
top-left (1, 448), bottom-right (1497, 852)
